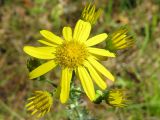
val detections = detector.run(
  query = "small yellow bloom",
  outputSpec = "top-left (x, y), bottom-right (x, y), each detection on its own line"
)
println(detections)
top-left (106, 27), bottom-right (134, 52)
top-left (23, 19), bottom-right (115, 103)
top-left (81, 3), bottom-right (103, 25)
top-left (106, 89), bottom-right (128, 107)
top-left (26, 91), bottom-right (53, 118)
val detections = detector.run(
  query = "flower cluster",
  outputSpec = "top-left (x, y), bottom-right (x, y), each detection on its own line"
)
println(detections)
top-left (93, 89), bottom-right (129, 107)
top-left (81, 3), bottom-right (103, 25)
top-left (24, 3), bottom-right (134, 118)
top-left (106, 26), bottom-right (134, 52)
top-left (105, 89), bottom-right (129, 107)
top-left (26, 91), bottom-right (53, 118)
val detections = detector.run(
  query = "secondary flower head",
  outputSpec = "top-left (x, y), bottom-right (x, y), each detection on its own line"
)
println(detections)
top-left (105, 89), bottom-right (128, 107)
top-left (106, 27), bottom-right (134, 52)
top-left (81, 3), bottom-right (103, 25)
top-left (23, 19), bottom-right (115, 103)
top-left (26, 91), bottom-right (53, 118)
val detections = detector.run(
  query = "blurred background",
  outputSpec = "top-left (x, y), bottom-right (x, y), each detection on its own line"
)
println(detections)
top-left (0, 0), bottom-right (160, 120)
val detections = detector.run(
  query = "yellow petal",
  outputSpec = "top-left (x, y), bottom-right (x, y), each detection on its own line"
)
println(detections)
top-left (23, 46), bottom-right (56, 59)
top-left (29, 60), bottom-right (57, 79)
top-left (31, 109), bottom-right (38, 115)
top-left (37, 110), bottom-right (46, 118)
top-left (73, 20), bottom-right (82, 41)
top-left (38, 40), bottom-right (57, 47)
top-left (25, 101), bottom-right (34, 107)
top-left (117, 44), bottom-right (128, 49)
top-left (62, 27), bottom-right (72, 41)
top-left (27, 105), bottom-right (34, 111)
top-left (84, 61), bottom-right (107, 90)
top-left (60, 68), bottom-right (72, 103)
top-left (114, 39), bottom-right (126, 47)
top-left (113, 34), bottom-right (126, 44)
top-left (88, 47), bottom-right (115, 57)
top-left (73, 19), bottom-right (91, 42)
top-left (27, 97), bottom-right (36, 101)
top-left (116, 38), bottom-right (134, 49)
top-left (47, 106), bottom-right (51, 112)
top-left (36, 102), bottom-right (49, 110)
top-left (87, 56), bottom-right (115, 81)
top-left (77, 66), bottom-right (95, 101)
top-left (85, 33), bottom-right (108, 46)
top-left (40, 30), bottom-right (63, 44)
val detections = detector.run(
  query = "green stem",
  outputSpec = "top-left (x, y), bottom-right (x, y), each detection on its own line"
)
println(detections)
top-left (45, 79), bottom-right (57, 88)
top-left (74, 107), bottom-right (82, 120)
top-left (71, 89), bottom-right (85, 94)
top-left (38, 78), bottom-right (57, 88)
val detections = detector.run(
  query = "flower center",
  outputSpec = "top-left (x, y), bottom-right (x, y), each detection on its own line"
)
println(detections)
top-left (55, 41), bottom-right (88, 68)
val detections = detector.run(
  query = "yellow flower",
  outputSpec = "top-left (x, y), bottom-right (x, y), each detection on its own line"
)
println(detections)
top-left (81, 3), bottom-right (103, 25)
top-left (23, 19), bottom-right (115, 103)
top-left (106, 27), bottom-right (134, 52)
top-left (26, 91), bottom-right (53, 118)
top-left (106, 89), bottom-right (128, 107)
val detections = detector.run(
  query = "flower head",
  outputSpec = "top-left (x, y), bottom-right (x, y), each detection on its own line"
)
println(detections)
top-left (105, 89), bottom-right (128, 107)
top-left (23, 19), bottom-right (115, 103)
top-left (106, 27), bottom-right (134, 52)
top-left (26, 91), bottom-right (53, 118)
top-left (81, 3), bottom-right (103, 25)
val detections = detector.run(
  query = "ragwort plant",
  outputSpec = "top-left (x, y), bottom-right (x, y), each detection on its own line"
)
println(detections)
top-left (23, 3), bottom-right (134, 119)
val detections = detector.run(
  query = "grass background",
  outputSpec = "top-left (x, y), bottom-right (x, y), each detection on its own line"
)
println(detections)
top-left (0, 0), bottom-right (160, 120)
